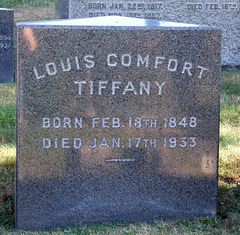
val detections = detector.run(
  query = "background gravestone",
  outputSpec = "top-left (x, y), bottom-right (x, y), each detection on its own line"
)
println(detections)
top-left (16, 16), bottom-right (221, 231)
top-left (55, 0), bottom-right (240, 70)
top-left (55, 0), bottom-right (69, 19)
top-left (0, 8), bottom-right (14, 83)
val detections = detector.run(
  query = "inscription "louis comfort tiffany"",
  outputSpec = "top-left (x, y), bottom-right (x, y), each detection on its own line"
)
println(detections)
top-left (33, 53), bottom-right (209, 96)
top-left (33, 53), bottom-right (209, 79)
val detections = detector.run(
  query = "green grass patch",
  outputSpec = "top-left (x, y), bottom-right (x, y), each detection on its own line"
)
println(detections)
top-left (0, 84), bottom-right (16, 229)
top-left (219, 133), bottom-right (240, 148)
top-left (0, 84), bottom-right (16, 144)
top-left (219, 72), bottom-right (240, 184)
top-left (220, 92), bottom-right (240, 126)
top-left (221, 71), bottom-right (240, 96)
top-left (0, 0), bottom-right (55, 8)
top-left (220, 72), bottom-right (240, 126)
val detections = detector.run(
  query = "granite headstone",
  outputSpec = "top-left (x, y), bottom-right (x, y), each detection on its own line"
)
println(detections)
top-left (16, 16), bottom-right (221, 231)
top-left (55, 0), bottom-right (240, 70)
top-left (0, 8), bottom-right (14, 83)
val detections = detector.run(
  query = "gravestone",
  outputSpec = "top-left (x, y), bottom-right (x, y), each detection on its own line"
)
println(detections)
top-left (0, 8), bottom-right (14, 83)
top-left (55, 0), bottom-right (69, 19)
top-left (16, 16), bottom-right (221, 231)
top-left (55, 0), bottom-right (240, 70)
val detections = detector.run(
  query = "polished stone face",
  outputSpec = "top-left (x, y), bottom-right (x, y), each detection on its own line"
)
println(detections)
top-left (16, 16), bottom-right (221, 231)
top-left (0, 8), bottom-right (14, 83)
top-left (55, 0), bottom-right (240, 70)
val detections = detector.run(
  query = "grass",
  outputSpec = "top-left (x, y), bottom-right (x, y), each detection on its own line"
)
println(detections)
top-left (0, 84), bottom-right (16, 144)
top-left (0, 0), bottom-right (55, 8)
top-left (0, 0), bottom-right (56, 23)
top-left (0, 84), bottom-right (16, 229)
top-left (219, 72), bottom-right (240, 185)
top-left (0, 72), bottom-right (239, 234)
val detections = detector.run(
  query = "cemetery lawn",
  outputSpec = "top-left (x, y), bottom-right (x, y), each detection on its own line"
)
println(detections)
top-left (0, 72), bottom-right (239, 233)
top-left (0, 0), bottom-right (55, 9)
top-left (1, 0), bottom-right (55, 23)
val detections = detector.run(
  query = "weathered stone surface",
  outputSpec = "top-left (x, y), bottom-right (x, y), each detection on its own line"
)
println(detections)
top-left (16, 16), bottom-right (221, 231)
top-left (55, 0), bottom-right (240, 70)
top-left (0, 8), bottom-right (14, 83)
